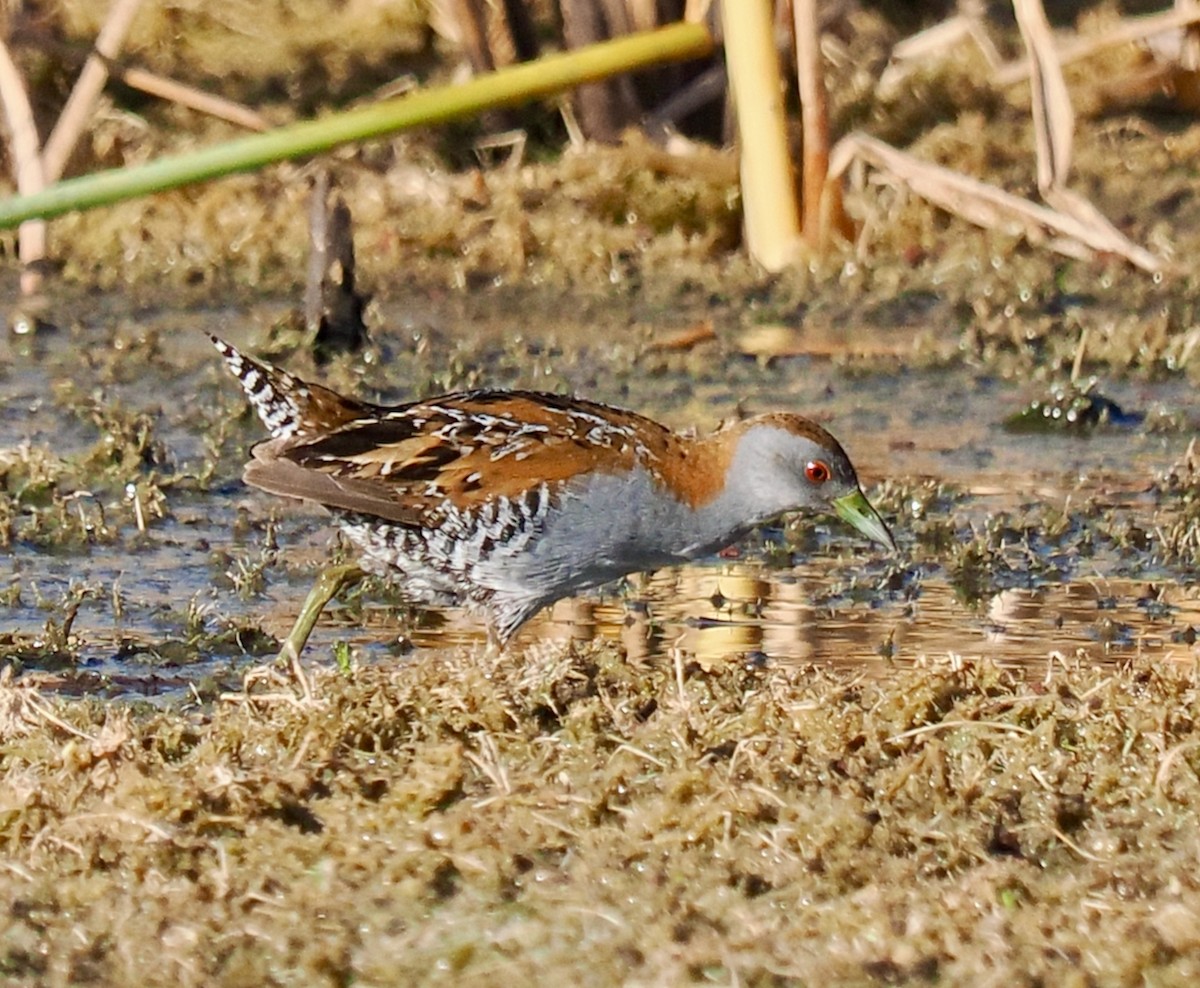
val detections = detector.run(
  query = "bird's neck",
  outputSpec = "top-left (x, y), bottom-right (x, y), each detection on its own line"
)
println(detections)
top-left (656, 421), bottom-right (788, 555)
top-left (655, 421), bottom-right (749, 510)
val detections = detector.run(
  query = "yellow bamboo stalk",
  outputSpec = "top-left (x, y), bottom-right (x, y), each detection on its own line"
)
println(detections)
top-left (721, 0), bottom-right (801, 271)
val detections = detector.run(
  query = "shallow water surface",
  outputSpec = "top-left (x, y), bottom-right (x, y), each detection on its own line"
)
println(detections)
top-left (406, 497), bottom-right (1200, 672)
top-left (1, 314), bottom-right (1197, 697)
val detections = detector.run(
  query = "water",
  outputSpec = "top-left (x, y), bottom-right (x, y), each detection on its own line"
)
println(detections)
top-left (1, 315), bottom-right (1197, 698)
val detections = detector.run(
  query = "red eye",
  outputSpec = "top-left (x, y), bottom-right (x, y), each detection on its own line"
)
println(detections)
top-left (805, 460), bottom-right (831, 484)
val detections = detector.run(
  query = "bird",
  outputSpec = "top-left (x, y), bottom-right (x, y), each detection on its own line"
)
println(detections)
top-left (212, 335), bottom-right (896, 663)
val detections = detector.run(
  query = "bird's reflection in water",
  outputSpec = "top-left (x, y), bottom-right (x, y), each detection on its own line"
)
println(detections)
top-left (398, 561), bottom-right (1200, 673)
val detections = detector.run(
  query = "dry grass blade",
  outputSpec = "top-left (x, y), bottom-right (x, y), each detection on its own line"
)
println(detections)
top-left (1049, 824), bottom-right (1108, 862)
top-left (885, 719), bottom-right (1035, 743)
top-left (1155, 738), bottom-right (1200, 792)
top-left (1011, 0), bottom-right (1162, 268)
top-left (0, 668), bottom-right (95, 741)
top-left (1043, 184), bottom-right (1164, 271)
top-left (830, 132), bottom-right (1164, 272)
top-left (644, 320), bottom-right (717, 352)
top-left (995, 3), bottom-right (1200, 86)
top-left (892, 1), bottom-right (1003, 64)
top-left (1015, 0), bottom-right (1165, 271)
top-left (880, 6), bottom-right (1003, 95)
top-left (830, 134), bottom-right (1066, 241)
top-left (108, 62), bottom-right (267, 131)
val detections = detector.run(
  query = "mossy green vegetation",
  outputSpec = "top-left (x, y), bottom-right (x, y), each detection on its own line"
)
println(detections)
top-left (1003, 380), bottom-right (1144, 433)
top-left (4, 651), bottom-right (1200, 985)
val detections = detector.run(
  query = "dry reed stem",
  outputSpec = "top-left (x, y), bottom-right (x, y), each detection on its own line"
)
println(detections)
top-left (109, 62), bottom-right (268, 131)
top-left (1014, 0), bottom-right (1074, 193)
top-left (1015, 0), bottom-right (1164, 272)
top-left (995, 2), bottom-right (1200, 86)
top-left (0, 38), bottom-right (46, 293)
top-left (721, 0), bottom-right (801, 271)
top-left (41, 0), bottom-right (146, 184)
top-left (793, 0), bottom-right (848, 249)
top-left (830, 132), bottom-right (1163, 272)
top-left (881, 8), bottom-right (1004, 94)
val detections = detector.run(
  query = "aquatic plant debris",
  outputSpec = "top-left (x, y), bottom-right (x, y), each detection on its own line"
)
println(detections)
top-left (1003, 380), bottom-right (1145, 433)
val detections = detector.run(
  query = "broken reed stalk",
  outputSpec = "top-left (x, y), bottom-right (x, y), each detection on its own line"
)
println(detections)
top-left (1013, 0), bottom-right (1162, 270)
top-left (994, 3), bottom-right (1200, 86)
top-left (1012, 0), bottom-right (1075, 193)
top-left (110, 64), bottom-right (267, 132)
top-left (0, 21), bottom-right (713, 229)
top-left (721, 0), bottom-right (801, 271)
top-left (829, 132), bottom-right (1162, 273)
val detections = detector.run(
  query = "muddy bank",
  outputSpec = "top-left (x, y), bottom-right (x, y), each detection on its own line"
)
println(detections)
top-left (6, 3), bottom-right (1200, 387)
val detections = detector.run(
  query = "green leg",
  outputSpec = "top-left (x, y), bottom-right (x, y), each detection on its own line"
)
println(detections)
top-left (278, 564), bottom-right (365, 696)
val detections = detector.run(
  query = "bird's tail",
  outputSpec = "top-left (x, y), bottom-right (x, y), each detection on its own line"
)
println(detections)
top-left (210, 335), bottom-right (373, 440)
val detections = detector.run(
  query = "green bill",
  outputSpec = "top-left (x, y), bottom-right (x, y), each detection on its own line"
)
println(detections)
top-left (833, 488), bottom-right (896, 552)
